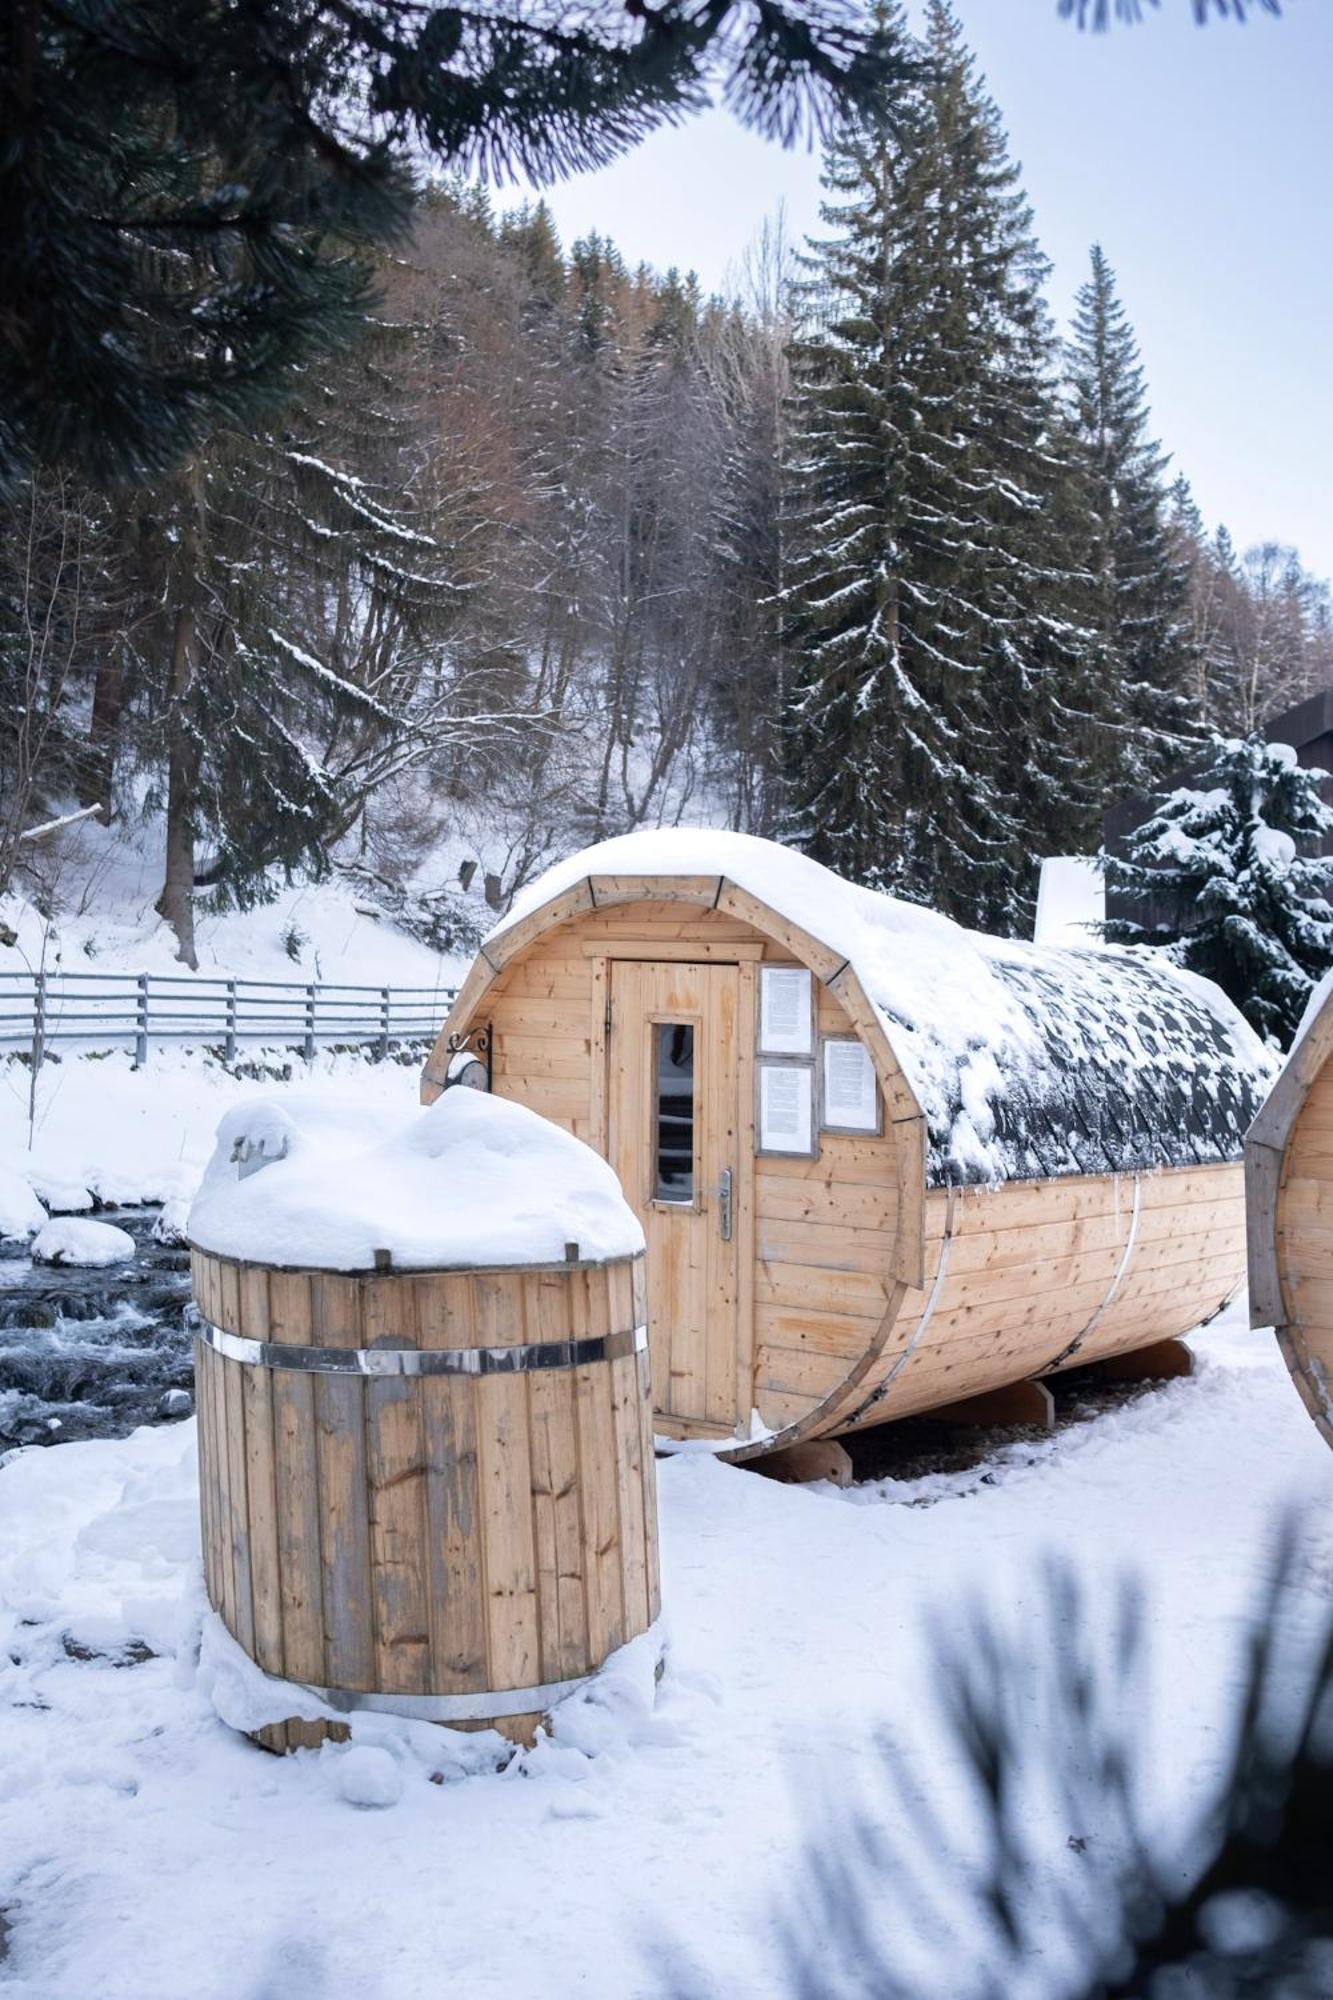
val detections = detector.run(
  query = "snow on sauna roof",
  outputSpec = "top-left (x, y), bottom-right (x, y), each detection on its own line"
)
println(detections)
top-left (188, 1087), bottom-right (645, 1270)
top-left (497, 829), bottom-right (1279, 1187)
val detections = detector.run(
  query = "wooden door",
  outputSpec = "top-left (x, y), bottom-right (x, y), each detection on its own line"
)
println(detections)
top-left (608, 961), bottom-right (742, 1432)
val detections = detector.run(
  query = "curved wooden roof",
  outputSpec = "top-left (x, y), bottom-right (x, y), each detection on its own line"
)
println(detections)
top-left (428, 831), bottom-right (1277, 1191)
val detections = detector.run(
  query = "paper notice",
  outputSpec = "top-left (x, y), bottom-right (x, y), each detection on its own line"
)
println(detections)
top-left (760, 966), bottom-right (813, 1055)
top-left (760, 1061), bottom-right (813, 1154)
top-left (822, 1038), bottom-right (878, 1133)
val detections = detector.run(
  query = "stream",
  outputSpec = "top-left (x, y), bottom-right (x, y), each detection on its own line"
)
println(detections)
top-left (0, 1206), bottom-right (194, 1452)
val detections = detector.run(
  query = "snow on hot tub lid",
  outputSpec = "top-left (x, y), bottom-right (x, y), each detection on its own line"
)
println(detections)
top-left (493, 828), bottom-right (1280, 1187)
top-left (187, 1087), bottom-right (645, 1273)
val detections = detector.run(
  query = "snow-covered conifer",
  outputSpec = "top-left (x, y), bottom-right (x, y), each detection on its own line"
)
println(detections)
top-left (783, 2), bottom-right (1095, 932)
top-left (1064, 246), bottom-right (1193, 789)
top-left (1105, 733), bottom-right (1333, 1045)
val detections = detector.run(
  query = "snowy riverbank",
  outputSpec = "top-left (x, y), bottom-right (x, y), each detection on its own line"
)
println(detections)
top-left (1, 1046), bottom-right (430, 1215)
top-left (1, 1304), bottom-right (1330, 1998)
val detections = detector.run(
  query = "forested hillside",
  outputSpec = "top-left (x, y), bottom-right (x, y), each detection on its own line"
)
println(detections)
top-left (2, 6), bottom-right (1328, 960)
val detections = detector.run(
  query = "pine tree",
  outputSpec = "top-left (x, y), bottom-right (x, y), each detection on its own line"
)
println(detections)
top-left (499, 202), bottom-right (568, 313)
top-left (1, 0), bottom-right (908, 493)
top-left (1105, 734), bottom-right (1333, 1046)
top-left (1064, 245), bottom-right (1192, 791)
top-left (783, 2), bottom-right (1094, 931)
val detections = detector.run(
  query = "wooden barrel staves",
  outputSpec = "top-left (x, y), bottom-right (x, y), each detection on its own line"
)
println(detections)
top-left (188, 1091), bottom-right (658, 1752)
top-left (192, 1250), bottom-right (657, 1751)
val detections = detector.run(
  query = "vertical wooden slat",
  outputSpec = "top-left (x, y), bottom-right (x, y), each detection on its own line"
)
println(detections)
top-left (609, 1349), bottom-right (649, 1637)
top-left (574, 1269), bottom-right (625, 1665)
top-left (422, 1380), bottom-right (488, 1693)
top-left (589, 952), bottom-right (609, 1154)
top-left (266, 1269), bottom-right (325, 1703)
top-left (602, 1254), bottom-right (648, 1631)
top-left (638, 1347), bottom-right (662, 1622)
top-left (528, 1272), bottom-right (588, 1681)
top-left (418, 1274), bottom-right (487, 1694)
top-left (223, 1355), bottom-right (256, 1657)
top-left (239, 1267), bottom-right (283, 1678)
top-left (207, 1323), bottom-right (237, 1635)
top-left (312, 1273), bottom-right (375, 1691)
top-left (364, 1272), bottom-right (430, 1696)
top-left (218, 1256), bottom-right (242, 1337)
top-left (626, 1249), bottom-right (661, 1618)
top-left (476, 1272), bottom-right (540, 1693)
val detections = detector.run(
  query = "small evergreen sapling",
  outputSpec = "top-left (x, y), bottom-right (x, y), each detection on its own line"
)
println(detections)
top-left (1105, 734), bottom-right (1333, 1046)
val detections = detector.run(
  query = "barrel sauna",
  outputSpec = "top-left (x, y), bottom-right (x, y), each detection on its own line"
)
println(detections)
top-left (422, 830), bottom-right (1276, 1461)
top-left (188, 1090), bottom-right (658, 1750)
top-left (1247, 976), bottom-right (1333, 1447)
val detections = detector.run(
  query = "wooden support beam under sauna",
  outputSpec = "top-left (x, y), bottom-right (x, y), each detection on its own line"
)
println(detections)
top-left (932, 1379), bottom-right (1055, 1430)
top-left (1246, 976), bottom-right (1333, 1449)
top-left (422, 830), bottom-right (1276, 1466)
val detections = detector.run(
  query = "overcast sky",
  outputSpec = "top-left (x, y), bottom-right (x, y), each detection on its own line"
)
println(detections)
top-left (522, 1), bottom-right (1331, 581)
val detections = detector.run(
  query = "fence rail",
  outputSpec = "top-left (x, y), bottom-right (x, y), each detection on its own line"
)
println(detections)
top-left (0, 969), bottom-right (457, 1066)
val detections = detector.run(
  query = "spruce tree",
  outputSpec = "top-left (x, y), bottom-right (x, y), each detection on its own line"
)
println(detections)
top-left (1105, 734), bottom-right (1333, 1046)
top-left (1064, 245), bottom-right (1192, 791)
top-left (784, 2), bottom-right (1094, 931)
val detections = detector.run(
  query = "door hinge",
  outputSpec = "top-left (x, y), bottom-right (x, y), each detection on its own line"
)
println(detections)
top-left (605, 995), bottom-right (613, 1035)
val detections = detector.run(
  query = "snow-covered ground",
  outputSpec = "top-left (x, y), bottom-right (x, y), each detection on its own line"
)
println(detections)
top-left (1, 1048), bottom-right (429, 1214)
top-left (1, 1303), bottom-right (1330, 1999)
top-left (1, 816), bottom-right (469, 989)
top-left (1, 820), bottom-right (470, 1229)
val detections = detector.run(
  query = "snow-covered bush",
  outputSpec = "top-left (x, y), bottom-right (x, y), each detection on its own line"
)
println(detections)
top-left (1105, 734), bottom-right (1333, 1046)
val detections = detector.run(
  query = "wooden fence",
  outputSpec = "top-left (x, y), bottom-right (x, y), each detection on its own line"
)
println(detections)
top-left (0, 970), bottom-right (456, 1068)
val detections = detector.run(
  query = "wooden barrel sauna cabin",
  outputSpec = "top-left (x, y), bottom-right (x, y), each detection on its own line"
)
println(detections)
top-left (187, 1088), bottom-right (659, 1750)
top-left (1246, 974), bottom-right (1333, 1447)
top-left (422, 830), bottom-right (1276, 1462)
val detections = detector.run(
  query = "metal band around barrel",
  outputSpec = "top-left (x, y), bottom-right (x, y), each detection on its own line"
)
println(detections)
top-left (192, 1314), bottom-right (647, 1378)
top-left (296, 1673), bottom-right (594, 1724)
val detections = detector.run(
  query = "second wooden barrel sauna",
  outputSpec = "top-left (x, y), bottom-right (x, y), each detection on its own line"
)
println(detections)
top-left (422, 829), bottom-right (1277, 1460)
top-left (1247, 972), bottom-right (1333, 1448)
top-left (187, 1088), bottom-right (658, 1749)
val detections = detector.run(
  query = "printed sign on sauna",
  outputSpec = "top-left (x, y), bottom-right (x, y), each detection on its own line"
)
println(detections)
top-left (758, 967), bottom-right (814, 1155)
top-left (759, 966), bottom-right (814, 1055)
top-left (759, 1061), bottom-right (814, 1153)
top-left (756, 966), bottom-right (880, 1152)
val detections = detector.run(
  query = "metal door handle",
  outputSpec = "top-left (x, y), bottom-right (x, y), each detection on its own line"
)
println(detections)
top-left (718, 1167), bottom-right (733, 1242)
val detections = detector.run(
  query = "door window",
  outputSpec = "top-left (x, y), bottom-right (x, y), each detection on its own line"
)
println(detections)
top-left (653, 1022), bottom-right (695, 1201)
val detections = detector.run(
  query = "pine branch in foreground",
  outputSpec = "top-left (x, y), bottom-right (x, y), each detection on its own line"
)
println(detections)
top-left (655, 1518), bottom-right (1333, 1999)
top-left (0, 0), bottom-right (910, 493)
top-left (1059, 1), bottom-right (1282, 27)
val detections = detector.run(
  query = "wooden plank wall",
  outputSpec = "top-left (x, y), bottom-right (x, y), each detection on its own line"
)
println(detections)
top-left (832, 1161), bottom-right (1245, 1435)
